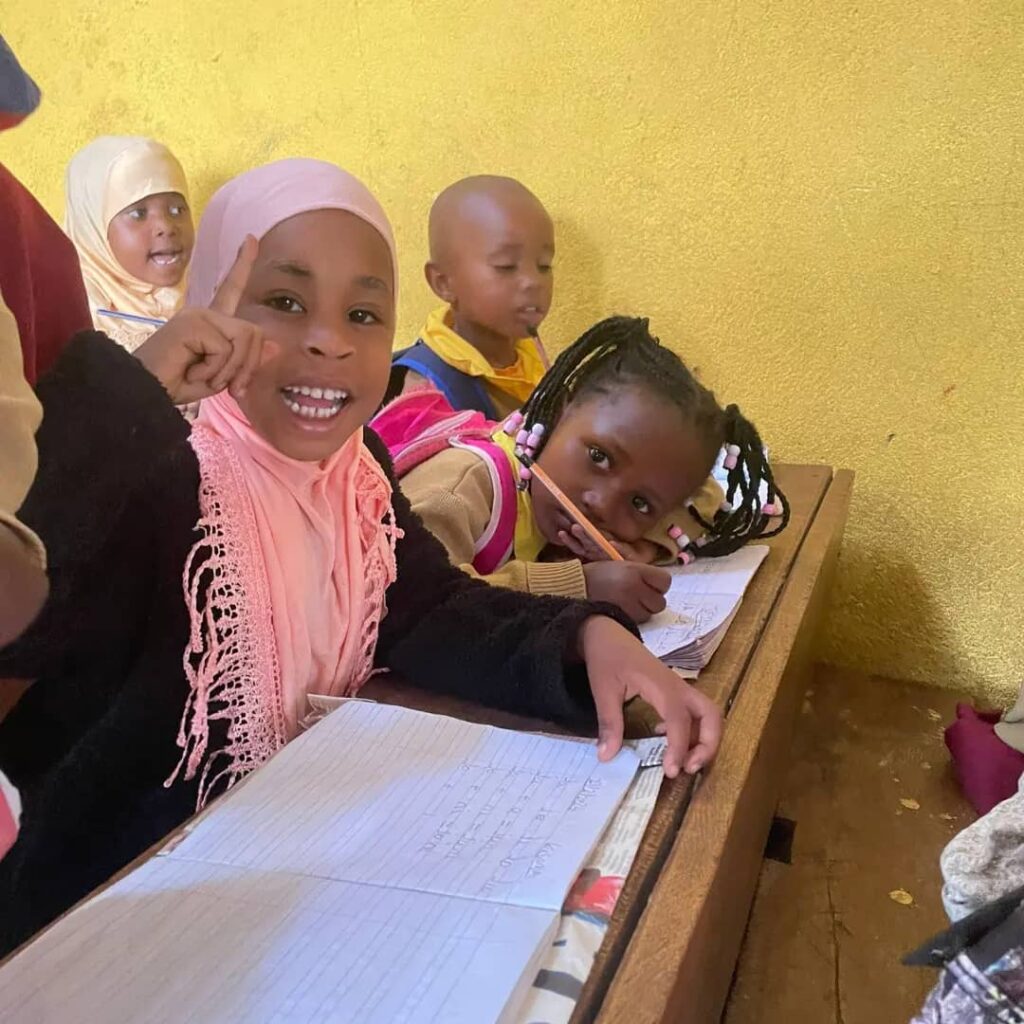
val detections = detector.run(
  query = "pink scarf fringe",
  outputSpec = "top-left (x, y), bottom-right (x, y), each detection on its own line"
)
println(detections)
top-left (167, 426), bottom-right (401, 809)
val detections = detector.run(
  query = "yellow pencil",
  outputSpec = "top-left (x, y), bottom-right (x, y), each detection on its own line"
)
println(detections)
top-left (519, 455), bottom-right (623, 562)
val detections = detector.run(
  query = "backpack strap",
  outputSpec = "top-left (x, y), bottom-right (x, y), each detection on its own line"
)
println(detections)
top-left (450, 438), bottom-right (518, 575)
top-left (393, 340), bottom-right (499, 420)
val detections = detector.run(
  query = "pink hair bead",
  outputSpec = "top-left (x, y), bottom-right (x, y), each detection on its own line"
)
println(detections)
top-left (727, 444), bottom-right (740, 457)
top-left (723, 453), bottom-right (738, 470)
top-left (526, 431), bottom-right (544, 450)
top-left (518, 466), bottom-right (532, 482)
top-left (695, 536), bottom-right (709, 547)
top-left (678, 551), bottom-right (694, 566)
top-left (503, 411), bottom-right (524, 435)
top-left (516, 428), bottom-right (530, 447)
top-left (721, 500), bottom-right (733, 513)
top-left (667, 525), bottom-right (684, 540)
top-left (763, 501), bottom-right (781, 516)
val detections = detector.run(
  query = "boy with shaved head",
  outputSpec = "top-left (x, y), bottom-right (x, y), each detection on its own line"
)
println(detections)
top-left (388, 175), bottom-right (554, 419)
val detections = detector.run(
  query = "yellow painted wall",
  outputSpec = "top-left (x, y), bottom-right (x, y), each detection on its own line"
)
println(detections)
top-left (3, 2), bottom-right (1023, 699)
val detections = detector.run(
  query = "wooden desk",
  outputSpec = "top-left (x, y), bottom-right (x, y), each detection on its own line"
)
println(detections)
top-left (362, 462), bottom-right (853, 1024)
top-left (5, 463), bottom-right (852, 1024)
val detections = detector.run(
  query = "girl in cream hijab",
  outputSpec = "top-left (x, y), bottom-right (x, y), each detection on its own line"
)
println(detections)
top-left (65, 135), bottom-right (193, 352)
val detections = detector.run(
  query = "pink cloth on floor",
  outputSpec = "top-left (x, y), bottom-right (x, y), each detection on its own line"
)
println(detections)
top-left (946, 703), bottom-right (1024, 816)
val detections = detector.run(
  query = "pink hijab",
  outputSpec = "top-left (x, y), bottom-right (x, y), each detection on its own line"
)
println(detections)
top-left (170, 159), bottom-right (401, 806)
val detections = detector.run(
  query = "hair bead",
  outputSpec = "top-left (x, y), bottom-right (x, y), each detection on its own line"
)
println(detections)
top-left (502, 411), bottom-right (525, 435)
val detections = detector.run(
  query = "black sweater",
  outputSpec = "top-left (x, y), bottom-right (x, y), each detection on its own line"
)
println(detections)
top-left (0, 333), bottom-right (628, 954)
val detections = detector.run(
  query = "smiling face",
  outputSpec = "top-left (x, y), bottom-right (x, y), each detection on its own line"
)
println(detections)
top-left (531, 385), bottom-right (719, 548)
top-left (106, 191), bottom-right (194, 286)
top-left (231, 208), bottom-right (395, 462)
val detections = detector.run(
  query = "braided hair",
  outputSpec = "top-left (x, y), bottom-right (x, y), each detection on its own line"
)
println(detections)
top-left (516, 316), bottom-right (789, 560)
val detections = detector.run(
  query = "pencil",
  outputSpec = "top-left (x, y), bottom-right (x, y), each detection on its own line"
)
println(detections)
top-left (96, 309), bottom-right (167, 327)
top-left (518, 454), bottom-right (623, 561)
top-left (526, 325), bottom-right (551, 371)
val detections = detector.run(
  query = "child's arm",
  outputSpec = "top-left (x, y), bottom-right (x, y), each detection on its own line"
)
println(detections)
top-left (368, 431), bottom-right (721, 773)
top-left (0, 525), bottom-right (47, 650)
top-left (402, 447), bottom-right (589, 598)
top-left (0, 332), bottom-right (191, 680)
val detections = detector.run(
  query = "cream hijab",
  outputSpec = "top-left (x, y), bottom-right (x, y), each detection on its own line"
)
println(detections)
top-left (64, 135), bottom-right (189, 349)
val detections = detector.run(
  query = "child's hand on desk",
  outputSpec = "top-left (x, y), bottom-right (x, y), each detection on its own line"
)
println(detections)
top-left (578, 616), bottom-right (721, 778)
top-left (135, 235), bottom-right (273, 405)
top-left (582, 561), bottom-right (670, 623)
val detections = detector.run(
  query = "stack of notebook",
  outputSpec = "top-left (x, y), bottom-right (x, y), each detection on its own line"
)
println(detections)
top-left (640, 545), bottom-right (769, 675)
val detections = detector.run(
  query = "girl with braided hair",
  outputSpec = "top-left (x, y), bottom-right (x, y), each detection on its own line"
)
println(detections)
top-left (397, 315), bottom-right (788, 623)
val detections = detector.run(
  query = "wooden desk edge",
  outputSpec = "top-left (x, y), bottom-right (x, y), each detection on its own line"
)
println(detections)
top-left (594, 468), bottom-right (855, 1024)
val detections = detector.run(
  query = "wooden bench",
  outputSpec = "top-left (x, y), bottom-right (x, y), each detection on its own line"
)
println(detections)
top-left (3, 463), bottom-right (852, 1024)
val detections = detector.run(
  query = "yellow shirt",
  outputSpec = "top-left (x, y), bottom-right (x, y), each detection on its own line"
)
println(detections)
top-left (407, 305), bottom-right (546, 418)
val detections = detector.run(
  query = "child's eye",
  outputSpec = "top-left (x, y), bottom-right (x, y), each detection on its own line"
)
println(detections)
top-left (265, 295), bottom-right (305, 314)
top-left (169, 203), bottom-right (188, 217)
top-left (127, 207), bottom-right (146, 222)
top-left (632, 495), bottom-right (653, 515)
top-left (588, 446), bottom-right (609, 468)
top-left (349, 309), bottom-right (381, 325)
top-left (538, 263), bottom-right (553, 274)
top-left (493, 264), bottom-right (517, 273)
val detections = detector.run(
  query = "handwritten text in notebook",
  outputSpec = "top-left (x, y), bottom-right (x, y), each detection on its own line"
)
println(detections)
top-left (0, 702), bottom-right (639, 1024)
top-left (639, 545), bottom-right (769, 672)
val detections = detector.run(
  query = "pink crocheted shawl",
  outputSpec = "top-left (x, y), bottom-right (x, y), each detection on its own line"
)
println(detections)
top-left (169, 397), bottom-right (399, 807)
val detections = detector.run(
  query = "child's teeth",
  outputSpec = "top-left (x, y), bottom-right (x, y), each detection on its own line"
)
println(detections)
top-left (280, 386), bottom-right (348, 421)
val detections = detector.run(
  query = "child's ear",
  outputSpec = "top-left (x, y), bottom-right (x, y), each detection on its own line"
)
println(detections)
top-left (424, 261), bottom-right (455, 304)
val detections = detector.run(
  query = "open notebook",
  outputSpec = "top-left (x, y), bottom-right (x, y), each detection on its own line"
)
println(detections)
top-left (0, 701), bottom-right (644, 1024)
top-left (640, 545), bottom-right (769, 674)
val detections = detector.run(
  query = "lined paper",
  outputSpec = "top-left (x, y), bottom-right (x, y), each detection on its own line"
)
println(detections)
top-left (639, 545), bottom-right (769, 663)
top-left (0, 857), bottom-right (556, 1024)
top-left (0, 701), bottom-right (638, 1023)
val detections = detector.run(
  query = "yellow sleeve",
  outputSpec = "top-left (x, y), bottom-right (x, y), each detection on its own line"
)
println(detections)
top-left (402, 447), bottom-right (588, 599)
top-left (0, 292), bottom-right (45, 569)
top-left (645, 475), bottom-right (724, 566)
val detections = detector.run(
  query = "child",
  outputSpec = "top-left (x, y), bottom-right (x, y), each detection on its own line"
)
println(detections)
top-left (65, 135), bottom-right (194, 352)
top-left (0, 36), bottom-right (91, 382)
top-left (396, 317), bottom-right (787, 623)
top-left (388, 175), bottom-right (553, 418)
top-left (0, 158), bottom-right (721, 954)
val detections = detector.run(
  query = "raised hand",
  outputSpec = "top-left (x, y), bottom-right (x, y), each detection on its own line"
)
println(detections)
top-left (134, 235), bottom-right (270, 405)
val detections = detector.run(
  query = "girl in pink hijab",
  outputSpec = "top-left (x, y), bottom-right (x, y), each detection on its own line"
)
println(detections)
top-left (0, 158), bottom-right (720, 954)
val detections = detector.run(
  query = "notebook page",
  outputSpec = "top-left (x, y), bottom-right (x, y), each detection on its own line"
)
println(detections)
top-left (167, 701), bottom-right (639, 912)
top-left (0, 855), bottom-right (556, 1024)
top-left (639, 545), bottom-right (770, 658)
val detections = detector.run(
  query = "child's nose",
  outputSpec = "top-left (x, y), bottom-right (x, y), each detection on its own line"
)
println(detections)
top-left (520, 267), bottom-right (545, 292)
top-left (304, 322), bottom-right (356, 360)
top-left (152, 213), bottom-right (178, 238)
top-left (581, 487), bottom-right (611, 529)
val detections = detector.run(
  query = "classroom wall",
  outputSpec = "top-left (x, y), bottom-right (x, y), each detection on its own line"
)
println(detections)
top-left (3, 2), bottom-right (1023, 699)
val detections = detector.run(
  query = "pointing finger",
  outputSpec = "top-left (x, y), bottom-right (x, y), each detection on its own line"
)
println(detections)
top-left (210, 234), bottom-right (259, 317)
